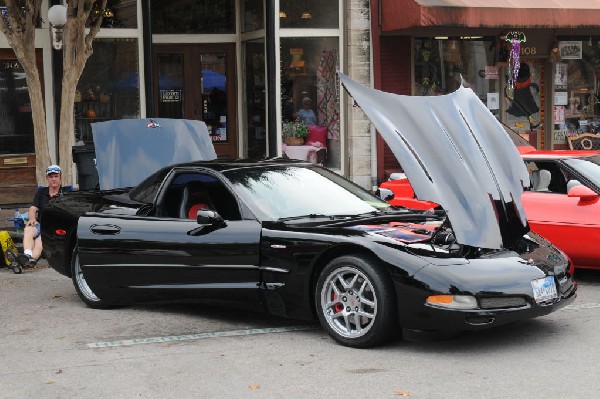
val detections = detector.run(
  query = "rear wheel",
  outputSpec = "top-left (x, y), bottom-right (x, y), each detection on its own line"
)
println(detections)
top-left (71, 244), bottom-right (113, 309)
top-left (315, 254), bottom-right (397, 348)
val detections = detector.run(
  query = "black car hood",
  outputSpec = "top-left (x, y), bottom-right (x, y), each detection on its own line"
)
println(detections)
top-left (91, 118), bottom-right (217, 190)
top-left (339, 72), bottom-right (529, 250)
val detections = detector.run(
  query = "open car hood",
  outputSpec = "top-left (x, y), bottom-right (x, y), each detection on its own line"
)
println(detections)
top-left (91, 118), bottom-right (217, 190)
top-left (339, 72), bottom-right (529, 249)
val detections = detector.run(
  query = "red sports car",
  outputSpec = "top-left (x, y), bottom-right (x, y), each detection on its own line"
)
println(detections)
top-left (379, 129), bottom-right (600, 270)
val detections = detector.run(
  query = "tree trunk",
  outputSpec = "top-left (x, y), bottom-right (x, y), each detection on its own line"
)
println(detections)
top-left (24, 62), bottom-right (51, 184)
top-left (57, 0), bottom-right (107, 186)
top-left (2, 0), bottom-right (107, 186)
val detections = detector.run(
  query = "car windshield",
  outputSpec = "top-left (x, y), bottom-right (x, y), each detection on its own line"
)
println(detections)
top-left (563, 155), bottom-right (600, 189)
top-left (223, 165), bottom-right (392, 220)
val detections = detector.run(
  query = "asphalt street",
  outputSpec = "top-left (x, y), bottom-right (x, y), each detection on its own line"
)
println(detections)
top-left (1, 264), bottom-right (599, 399)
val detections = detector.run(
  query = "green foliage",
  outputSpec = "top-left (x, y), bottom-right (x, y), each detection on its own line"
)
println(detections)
top-left (282, 120), bottom-right (308, 139)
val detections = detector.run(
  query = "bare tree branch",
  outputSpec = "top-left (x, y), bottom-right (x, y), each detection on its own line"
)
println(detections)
top-left (86, 0), bottom-right (107, 45)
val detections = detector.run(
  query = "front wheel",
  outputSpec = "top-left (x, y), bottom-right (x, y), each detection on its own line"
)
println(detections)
top-left (315, 254), bottom-right (398, 348)
top-left (71, 244), bottom-right (113, 309)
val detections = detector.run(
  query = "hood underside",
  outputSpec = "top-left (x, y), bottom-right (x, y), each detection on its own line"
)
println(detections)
top-left (339, 72), bottom-right (529, 250)
top-left (92, 118), bottom-right (217, 190)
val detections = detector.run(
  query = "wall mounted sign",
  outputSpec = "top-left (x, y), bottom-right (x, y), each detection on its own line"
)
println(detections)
top-left (159, 89), bottom-right (182, 103)
top-left (554, 91), bottom-right (568, 106)
top-left (559, 41), bottom-right (582, 60)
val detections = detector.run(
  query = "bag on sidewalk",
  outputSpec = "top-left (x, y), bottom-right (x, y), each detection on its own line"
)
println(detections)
top-left (0, 230), bottom-right (18, 267)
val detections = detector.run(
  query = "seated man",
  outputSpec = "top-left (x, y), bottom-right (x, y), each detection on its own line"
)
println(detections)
top-left (19, 164), bottom-right (66, 267)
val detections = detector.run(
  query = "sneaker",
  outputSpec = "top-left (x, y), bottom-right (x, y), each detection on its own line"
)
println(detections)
top-left (17, 253), bottom-right (37, 268)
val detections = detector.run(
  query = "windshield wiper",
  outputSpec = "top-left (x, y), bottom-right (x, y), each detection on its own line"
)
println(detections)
top-left (277, 213), bottom-right (334, 222)
top-left (331, 210), bottom-right (382, 219)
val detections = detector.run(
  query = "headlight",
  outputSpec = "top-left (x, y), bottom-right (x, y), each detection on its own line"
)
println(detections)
top-left (426, 294), bottom-right (478, 310)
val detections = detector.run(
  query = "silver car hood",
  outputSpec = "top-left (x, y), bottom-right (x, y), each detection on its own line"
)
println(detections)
top-left (91, 118), bottom-right (217, 190)
top-left (339, 72), bottom-right (529, 249)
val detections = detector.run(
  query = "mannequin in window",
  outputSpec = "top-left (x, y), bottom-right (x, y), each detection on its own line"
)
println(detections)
top-left (297, 97), bottom-right (317, 126)
top-left (506, 63), bottom-right (540, 130)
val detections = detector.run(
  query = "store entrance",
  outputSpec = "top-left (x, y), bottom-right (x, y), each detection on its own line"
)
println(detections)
top-left (153, 44), bottom-right (237, 159)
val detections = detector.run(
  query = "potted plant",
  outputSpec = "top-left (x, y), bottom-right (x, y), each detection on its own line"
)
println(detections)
top-left (282, 120), bottom-right (308, 145)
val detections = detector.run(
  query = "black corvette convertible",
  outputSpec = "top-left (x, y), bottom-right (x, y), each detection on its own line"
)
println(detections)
top-left (41, 77), bottom-right (576, 348)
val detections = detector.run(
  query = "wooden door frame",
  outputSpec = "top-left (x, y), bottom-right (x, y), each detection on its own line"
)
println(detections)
top-left (152, 44), bottom-right (237, 159)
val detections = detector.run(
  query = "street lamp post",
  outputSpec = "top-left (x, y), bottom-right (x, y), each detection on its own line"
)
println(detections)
top-left (48, 4), bottom-right (67, 50)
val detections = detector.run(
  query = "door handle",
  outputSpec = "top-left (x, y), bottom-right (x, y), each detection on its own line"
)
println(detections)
top-left (90, 224), bottom-right (121, 235)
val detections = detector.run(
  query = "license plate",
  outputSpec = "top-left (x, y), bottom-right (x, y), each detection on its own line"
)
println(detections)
top-left (531, 276), bottom-right (558, 303)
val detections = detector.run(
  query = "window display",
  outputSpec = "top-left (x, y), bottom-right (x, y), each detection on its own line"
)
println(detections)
top-left (279, 0), bottom-right (339, 29)
top-left (75, 39), bottom-right (140, 143)
top-left (280, 37), bottom-right (340, 167)
top-left (552, 37), bottom-right (600, 147)
top-left (413, 37), bottom-right (542, 145)
top-left (0, 56), bottom-right (34, 154)
top-left (85, 0), bottom-right (137, 28)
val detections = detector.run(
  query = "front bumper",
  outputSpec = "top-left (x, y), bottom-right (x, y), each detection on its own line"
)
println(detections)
top-left (394, 265), bottom-right (577, 332)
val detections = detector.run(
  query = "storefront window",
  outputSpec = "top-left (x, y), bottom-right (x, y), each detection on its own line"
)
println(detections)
top-left (85, 0), bottom-right (137, 28)
top-left (242, 0), bottom-right (263, 33)
top-left (0, 57), bottom-right (34, 154)
top-left (553, 37), bottom-right (600, 146)
top-left (414, 37), bottom-right (542, 140)
top-left (280, 37), bottom-right (340, 168)
top-left (414, 38), bottom-right (500, 99)
top-left (279, 0), bottom-right (339, 29)
top-left (151, 0), bottom-right (235, 34)
top-left (75, 39), bottom-right (140, 143)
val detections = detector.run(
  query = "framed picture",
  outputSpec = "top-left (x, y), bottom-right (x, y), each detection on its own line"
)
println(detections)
top-left (559, 41), bottom-right (582, 60)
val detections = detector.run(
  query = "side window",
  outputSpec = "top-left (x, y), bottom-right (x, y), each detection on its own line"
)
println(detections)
top-left (157, 172), bottom-right (242, 220)
top-left (526, 161), bottom-right (567, 194)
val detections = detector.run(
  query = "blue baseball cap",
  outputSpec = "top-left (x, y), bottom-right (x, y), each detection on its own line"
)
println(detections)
top-left (46, 164), bottom-right (62, 175)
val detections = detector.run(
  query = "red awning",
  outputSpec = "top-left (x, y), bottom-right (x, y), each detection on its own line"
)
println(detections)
top-left (381, 0), bottom-right (600, 31)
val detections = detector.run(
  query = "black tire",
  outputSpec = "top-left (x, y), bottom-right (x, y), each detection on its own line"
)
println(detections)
top-left (5, 248), bottom-right (16, 263)
top-left (315, 254), bottom-right (398, 348)
top-left (71, 244), bottom-right (113, 309)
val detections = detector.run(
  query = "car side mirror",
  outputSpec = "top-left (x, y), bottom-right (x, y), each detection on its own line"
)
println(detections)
top-left (567, 184), bottom-right (598, 202)
top-left (376, 187), bottom-right (395, 201)
top-left (196, 209), bottom-right (226, 227)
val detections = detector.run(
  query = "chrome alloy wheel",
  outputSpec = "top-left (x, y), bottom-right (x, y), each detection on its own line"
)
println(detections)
top-left (320, 266), bottom-right (377, 339)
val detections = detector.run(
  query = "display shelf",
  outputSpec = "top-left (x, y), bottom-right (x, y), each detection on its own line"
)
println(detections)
top-left (74, 100), bottom-right (113, 142)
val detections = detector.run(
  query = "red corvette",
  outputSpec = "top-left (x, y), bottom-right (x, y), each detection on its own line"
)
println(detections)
top-left (380, 129), bottom-right (600, 270)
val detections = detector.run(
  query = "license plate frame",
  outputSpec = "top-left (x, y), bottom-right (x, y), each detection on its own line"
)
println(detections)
top-left (531, 276), bottom-right (558, 303)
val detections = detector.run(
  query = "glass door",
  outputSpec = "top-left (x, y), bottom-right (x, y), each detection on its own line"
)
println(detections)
top-left (153, 44), bottom-right (237, 159)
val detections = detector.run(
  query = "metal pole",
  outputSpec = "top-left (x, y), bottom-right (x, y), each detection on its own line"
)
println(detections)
top-left (142, 0), bottom-right (154, 117)
top-left (265, 0), bottom-right (277, 157)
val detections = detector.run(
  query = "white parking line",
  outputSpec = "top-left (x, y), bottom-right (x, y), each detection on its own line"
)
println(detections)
top-left (86, 302), bottom-right (599, 349)
top-left (560, 302), bottom-right (600, 311)
top-left (87, 325), bottom-right (320, 348)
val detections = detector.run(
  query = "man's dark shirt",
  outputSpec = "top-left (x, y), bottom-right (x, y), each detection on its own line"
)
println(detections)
top-left (31, 186), bottom-right (64, 222)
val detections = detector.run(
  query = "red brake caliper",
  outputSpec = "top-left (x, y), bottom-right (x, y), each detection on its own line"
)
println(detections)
top-left (333, 291), bottom-right (344, 313)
